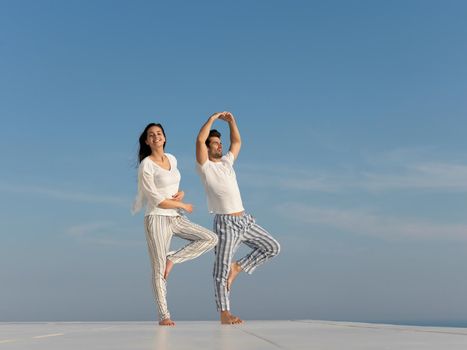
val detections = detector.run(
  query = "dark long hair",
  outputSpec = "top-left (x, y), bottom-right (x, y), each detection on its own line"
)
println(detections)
top-left (137, 123), bottom-right (166, 163)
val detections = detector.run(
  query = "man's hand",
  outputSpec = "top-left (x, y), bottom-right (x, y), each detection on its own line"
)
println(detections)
top-left (210, 112), bottom-right (225, 121)
top-left (219, 111), bottom-right (235, 123)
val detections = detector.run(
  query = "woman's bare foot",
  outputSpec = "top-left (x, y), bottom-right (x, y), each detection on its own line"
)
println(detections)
top-left (220, 311), bottom-right (244, 325)
top-left (159, 318), bottom-right (175, 326)
top-left (164, 259), bottom-right (174, 280)
top-left (227, 262), bottom-right (242, 291)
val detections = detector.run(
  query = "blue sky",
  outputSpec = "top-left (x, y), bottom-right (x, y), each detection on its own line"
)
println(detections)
top-left (1, 0), bottom-right (467, 325)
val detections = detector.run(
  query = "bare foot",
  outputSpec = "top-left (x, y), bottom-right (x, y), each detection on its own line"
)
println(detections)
top-left (164, 259), bottom-right (174, 280)
top-left (159, 318), bottom-right (175, 326)
top-left (220, 311), bottom-right (244, 325)
top-left (227, 262), bottom-right (242, 291)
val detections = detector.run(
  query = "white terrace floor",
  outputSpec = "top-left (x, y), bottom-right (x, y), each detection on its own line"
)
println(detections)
top-left (1, 320), bottom-right (467, 349)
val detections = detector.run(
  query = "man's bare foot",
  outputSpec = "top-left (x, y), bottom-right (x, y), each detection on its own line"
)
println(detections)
top-left (220, 311), bottom-right (244, 325)
top-left (164, 259), bottom-right (174, 280)
top-left (227, 262), bottom-right (242, 291)
top-left (159, 318), bottom-right (175, 326)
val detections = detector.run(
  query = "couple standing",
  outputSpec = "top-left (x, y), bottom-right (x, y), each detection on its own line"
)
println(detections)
top-left (132, 112), bottom-right (280, 325)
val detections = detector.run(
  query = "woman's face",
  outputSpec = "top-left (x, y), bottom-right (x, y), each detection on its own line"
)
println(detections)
top-left (145, 126), bottom-right (166, 150)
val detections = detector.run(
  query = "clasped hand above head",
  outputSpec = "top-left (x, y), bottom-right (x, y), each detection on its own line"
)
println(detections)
top-left (211, 111), bottom-right (235, 123)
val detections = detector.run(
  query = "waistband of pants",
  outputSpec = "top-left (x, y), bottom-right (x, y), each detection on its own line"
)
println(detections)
top-left (214, 211), bottom-right (246, 217)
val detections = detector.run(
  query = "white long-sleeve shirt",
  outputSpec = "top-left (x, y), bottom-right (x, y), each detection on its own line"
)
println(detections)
top-left (132, 153), bottom-right (181, 216)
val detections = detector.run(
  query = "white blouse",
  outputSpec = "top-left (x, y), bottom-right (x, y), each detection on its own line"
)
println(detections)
top-left (132, 153), bottom-right (181, 216)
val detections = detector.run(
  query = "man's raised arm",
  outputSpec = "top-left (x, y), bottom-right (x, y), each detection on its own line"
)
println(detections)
top-left (196, 112), bottom-right (223, 165)
top-left (224, 112), bottom-right (241, 160)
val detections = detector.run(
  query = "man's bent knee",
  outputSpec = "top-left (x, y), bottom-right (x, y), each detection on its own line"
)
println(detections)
top-left (269, 240), bottom-right (280, 257)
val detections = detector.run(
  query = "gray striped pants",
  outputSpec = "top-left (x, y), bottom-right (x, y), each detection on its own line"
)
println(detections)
top-left (213, 213), bottom-right (280, 311)
top-left (144, 215), bottom-right (218, 321)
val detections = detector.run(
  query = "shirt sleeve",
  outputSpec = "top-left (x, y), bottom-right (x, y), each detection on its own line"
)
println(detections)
top-left (224, 151), bottom-right (235, 166)
top-left (131, 186), bottom-right (144, 215)
top-left (140, 161), bottom-right (166, 207)
top-left (196, 158), bottom-right (209, 174)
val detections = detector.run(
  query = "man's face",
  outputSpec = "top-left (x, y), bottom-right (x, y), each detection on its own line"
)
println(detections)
top-left (208, 136), bottom-right (223, 159)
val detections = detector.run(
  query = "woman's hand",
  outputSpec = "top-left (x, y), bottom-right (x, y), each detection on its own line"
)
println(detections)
top-left (181, 203), bottom-right (193, 214)
top-left (172, 191), bottom-right (185, 201)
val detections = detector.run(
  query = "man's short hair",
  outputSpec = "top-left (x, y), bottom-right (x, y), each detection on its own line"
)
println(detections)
top-left (206, 129), bottom-right (221, 147)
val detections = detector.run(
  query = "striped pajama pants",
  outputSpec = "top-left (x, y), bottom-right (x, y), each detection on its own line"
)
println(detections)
top-left (213, 213), bottom-right (280, 311)
top-left (144, 214), bottom-right (218, 321)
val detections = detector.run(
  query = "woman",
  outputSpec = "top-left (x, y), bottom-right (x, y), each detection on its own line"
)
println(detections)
top-left (132, 123), bottom-right (218, 326)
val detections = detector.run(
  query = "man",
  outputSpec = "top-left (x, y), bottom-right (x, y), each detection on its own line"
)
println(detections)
top-left (196, 111), bottom-right (280, 324)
